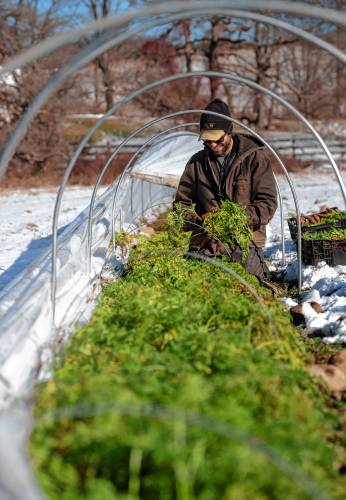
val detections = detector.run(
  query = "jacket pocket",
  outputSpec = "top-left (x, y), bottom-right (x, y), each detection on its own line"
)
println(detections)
top-left (234, 178), bottom-right (250, 206)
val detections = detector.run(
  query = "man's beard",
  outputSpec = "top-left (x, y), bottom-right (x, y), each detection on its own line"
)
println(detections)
top-left (209, 142), bottom-right (230, 157)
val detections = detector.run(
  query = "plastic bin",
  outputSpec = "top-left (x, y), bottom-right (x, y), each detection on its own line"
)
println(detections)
top-left (288, 216), bottom-right (346, 241)
top-left (301, 238), bottom-right (346, 266)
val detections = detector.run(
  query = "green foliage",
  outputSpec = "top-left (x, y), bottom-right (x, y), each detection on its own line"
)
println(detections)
top-left (301, 210), bottom-right (346, 240)
top-left (30, 231), bottom-right (345, 500)
top-left (303, 228), bottom-right (346, 241)
top-left (203, 201), bottom-right (252, 257)
top-left (166, 203), bottom-right (197, 247)
top-left (114, 230), bottom-right (133, 249)
top-left (305, 211), bottom-right (346, 227)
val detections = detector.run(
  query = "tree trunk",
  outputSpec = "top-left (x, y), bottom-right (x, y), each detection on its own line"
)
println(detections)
top-left (96, 54), bottom-right (114, 111)
top-left (206, 19), bottom-right (223, 99)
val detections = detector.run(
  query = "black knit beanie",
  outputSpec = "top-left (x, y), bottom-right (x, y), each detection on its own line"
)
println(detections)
top-left (199, 99), bottom-right (233, 133)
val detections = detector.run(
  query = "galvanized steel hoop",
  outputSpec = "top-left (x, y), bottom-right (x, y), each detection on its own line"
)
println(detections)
top-left (106, 121), bottom-right (291, 267)
top-left (0, 2), bottom-right (344, 322)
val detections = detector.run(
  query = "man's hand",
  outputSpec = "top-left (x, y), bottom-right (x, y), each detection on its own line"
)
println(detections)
top-left (199, 233), bottom-right (210, 248)
top-left (215, 240), bottom-right (223, 253)
top-left (199, 234), bottom-right (223, 253)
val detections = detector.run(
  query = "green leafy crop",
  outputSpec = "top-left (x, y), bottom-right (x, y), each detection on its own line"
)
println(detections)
top-left (114, 230), bottom-right (133, 248)
top-left (166, 202), bottom-right (197, 247)
top-left (29, 227), bottom-right (345, 500)
top-left (303, 228), bottom-right (346, 241)
top-left (203, 200), bottom-right (252, 257)
top-left (306, 211), bottom-right (346, 227)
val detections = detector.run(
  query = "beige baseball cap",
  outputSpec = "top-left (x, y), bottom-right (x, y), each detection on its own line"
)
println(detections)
top-left (199, 128), bottom-right (225, 141)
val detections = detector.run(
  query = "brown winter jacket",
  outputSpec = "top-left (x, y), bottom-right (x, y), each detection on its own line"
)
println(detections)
top-left (174, 133), bottom-right (277, 249)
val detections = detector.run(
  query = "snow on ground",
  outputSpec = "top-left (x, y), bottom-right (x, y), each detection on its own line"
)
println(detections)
top-left (0, 186), bottom-right (104, 290)
top-left (0, 176), bottom-right (175, 409)
top-left (265, 170), bottom-right (346, 343)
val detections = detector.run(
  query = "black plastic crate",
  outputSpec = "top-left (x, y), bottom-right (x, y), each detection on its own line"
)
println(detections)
top-left (302, 238), bottom-right (346, 266)
top-left (288, 216), bottom-right (346, 241)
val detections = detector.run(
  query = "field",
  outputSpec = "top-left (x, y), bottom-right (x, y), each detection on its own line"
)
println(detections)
top-left (29, 228), bottom-right (346, 500)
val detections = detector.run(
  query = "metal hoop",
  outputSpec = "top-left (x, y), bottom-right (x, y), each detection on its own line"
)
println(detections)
top-left (105, 117), bottom-right (295, 283)
top-left (1, 6), bottom-right (345, 179)
top-left (0, 1), bottom-right (345, 78)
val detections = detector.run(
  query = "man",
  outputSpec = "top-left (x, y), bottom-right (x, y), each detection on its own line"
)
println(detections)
top-left (175, 98), bottom-right (277, 281)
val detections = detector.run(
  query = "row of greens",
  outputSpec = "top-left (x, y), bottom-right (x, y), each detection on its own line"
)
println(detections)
top-left (302, 228), bottom-right (346, 241)
top-left (30, 217), bottom-right (345, 499)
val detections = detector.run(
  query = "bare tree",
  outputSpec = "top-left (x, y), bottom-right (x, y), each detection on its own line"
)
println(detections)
top-left (81, 0), bottom-right (117, 111)
top-left (0, 0), bottom-right (83, 182)
top-left (81, 0), bottom-right (141, 111)
top-left (154, 9), bottom-right (345, 128)
top-left (171, 16), bottom-right (251, 102)
top-left (333, 0), bottom-right (346, 115)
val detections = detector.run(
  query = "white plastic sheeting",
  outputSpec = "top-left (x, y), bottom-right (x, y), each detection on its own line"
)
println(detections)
top-left (0, 188), bottom-right (110, 408)
top-left (0, 177), bottom-right (175, 410)
top-left (132, 132), bottom-right (200, 179)
top-left (0, 172), bottom-right (176, 499)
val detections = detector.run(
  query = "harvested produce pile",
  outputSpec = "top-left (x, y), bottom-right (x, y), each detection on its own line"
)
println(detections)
top-left (300, 209), bottom-right (346, 241)
top-left (30, 229), bottom-right (346, 499)
top-left (299, 207), bottom-right (345, 227)
top-left (302, 228), bottom-right (346, 241)
top-left (170, 200), bottom-right (252, 255)
top-left (289, 208), bottom-right (346, 244)
top-left (203, 200), bottom-right (252, 256)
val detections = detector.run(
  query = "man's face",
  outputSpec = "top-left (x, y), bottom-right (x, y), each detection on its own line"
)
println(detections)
top-left (204, 132), bottom-right (232, 156)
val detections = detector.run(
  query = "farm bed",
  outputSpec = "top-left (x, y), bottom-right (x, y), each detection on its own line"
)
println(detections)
top-left (29, 230), bottom-right (346, 500)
